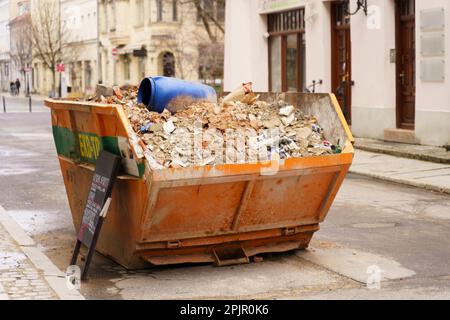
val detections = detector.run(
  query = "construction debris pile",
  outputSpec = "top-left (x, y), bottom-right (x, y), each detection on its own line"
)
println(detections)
top-left (87, 84), bottom-right (342, 169)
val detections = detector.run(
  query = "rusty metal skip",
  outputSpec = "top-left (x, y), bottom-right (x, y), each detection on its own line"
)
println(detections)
top-left (45, 92), bottom-right (354, 269)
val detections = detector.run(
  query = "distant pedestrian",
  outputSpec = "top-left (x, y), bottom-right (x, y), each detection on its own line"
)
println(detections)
top-left (15, 78), bottom-right (21, 96)
top-left (10, 82), bottom-right (17, 96)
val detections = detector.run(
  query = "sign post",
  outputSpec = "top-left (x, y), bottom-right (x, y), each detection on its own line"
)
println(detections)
top-left (56, 63), bottom-right (65, 98)
top-left (56, 63), bottom-right (65, 73)
top-left (70, 150), bottom-right (121, 280)
top-left (112, 47), bottom-right (118, 60)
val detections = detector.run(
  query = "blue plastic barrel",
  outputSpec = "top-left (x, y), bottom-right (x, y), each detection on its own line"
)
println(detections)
top-left (137, 76), bottom-right (217, 113)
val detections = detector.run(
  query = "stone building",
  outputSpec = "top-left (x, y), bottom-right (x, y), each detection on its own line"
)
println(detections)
top-left (32, 0), bottom-right (99, 96)
top-left (9, 0), bottom-right (32, 95)
top-left (224, 0), bottom-right (450, 147)
top-left (14, 0), bottom-right (223, 96)
top-left (98, 0), bottom-right (225, 88)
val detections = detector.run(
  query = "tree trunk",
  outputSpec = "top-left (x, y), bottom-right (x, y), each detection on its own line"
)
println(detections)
top-left (51, 68), bottom-right (56, 98)
top-left (22, 70), bottom-right (27, 97)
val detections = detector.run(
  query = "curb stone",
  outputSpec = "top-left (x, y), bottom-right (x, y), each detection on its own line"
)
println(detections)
top-left (0, 205), bottom-right (85, 300)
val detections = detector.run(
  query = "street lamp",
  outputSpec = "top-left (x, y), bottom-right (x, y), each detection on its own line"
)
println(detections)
top-left (345, 0), bottom-right (368, 16)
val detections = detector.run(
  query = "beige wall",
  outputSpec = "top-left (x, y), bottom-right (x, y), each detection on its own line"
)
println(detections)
top-left (415, 0), bottom-right (450, 146)
top-left (224, 0), bottom-right (268, 92)
top-left (351, 0), bottom-right (397, 139)
top-left (304, 0), bottom-right (331, 93)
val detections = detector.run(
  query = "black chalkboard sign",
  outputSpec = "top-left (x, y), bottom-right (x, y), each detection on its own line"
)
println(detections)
top-left (70, 150), bottom-right (121, 280)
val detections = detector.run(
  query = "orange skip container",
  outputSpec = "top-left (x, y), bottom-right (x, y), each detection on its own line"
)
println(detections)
top-left (45, 93), bottom-right (354, 269)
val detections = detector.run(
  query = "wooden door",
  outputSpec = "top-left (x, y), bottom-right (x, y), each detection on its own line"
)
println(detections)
top-left (396, 0), bottom-right (416, 129)
top-left (331, 1), bottom-right (352, 124)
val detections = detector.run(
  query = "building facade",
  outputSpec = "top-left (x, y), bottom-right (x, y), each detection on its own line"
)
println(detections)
top-left (63, 0), bottom-right (99, 96)
top-left (224, 0), bottom-right (450, 147)
top-left (2, 0), bottom-right (32, 94)
top-left (10, 0), bottom-right (223, 96)
top-left (99, 0), bottom-right (224, 88)
top-left (0, 0), bottom-right (10, 92)
top-left (32, 0), bottom-right (99, 96)
top-left (9, 0), bottom-right (32, 95)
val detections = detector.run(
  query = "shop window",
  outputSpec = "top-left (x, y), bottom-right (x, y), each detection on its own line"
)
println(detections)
top-left (84, 61), bottom-right (92, 90)
top-left (123, 55), bottom-right (131, 81)
top-left (268, 8), bottom-right (306, 92)
top-left (160, 52), bottom-right (175, 77)
top-left (71, 62), bottom-right (82, 93)
top-left (139, 56), bottom-right (146, 78)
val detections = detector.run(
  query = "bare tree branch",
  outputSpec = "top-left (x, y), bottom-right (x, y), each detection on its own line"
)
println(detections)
top-left (31, 0), bottom-right (66, 95)
top-left (10, 13), bottom-right (32, 83)
top-left (198, 0), bottom-right (225, 34)
top-left (179, 0), bottom-right (225, 42)
top-left (30, 0), bottom-right (79, 96)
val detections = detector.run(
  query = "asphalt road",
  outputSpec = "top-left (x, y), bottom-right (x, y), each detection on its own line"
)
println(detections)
top-left (1, 111), bottom-right (449, 300)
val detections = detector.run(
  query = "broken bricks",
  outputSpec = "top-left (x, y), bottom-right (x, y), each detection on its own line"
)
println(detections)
top-left (86, 87), bottom-right (341, 169)
top-left (95, 84), bottom-right (114, 98)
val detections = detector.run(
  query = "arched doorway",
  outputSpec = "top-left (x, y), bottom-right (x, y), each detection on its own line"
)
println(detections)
top-left (159, 51), bottom-right (175, 77)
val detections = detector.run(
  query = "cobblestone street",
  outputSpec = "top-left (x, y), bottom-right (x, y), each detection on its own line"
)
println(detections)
top-left (0, 221), bottom-right (57, 300)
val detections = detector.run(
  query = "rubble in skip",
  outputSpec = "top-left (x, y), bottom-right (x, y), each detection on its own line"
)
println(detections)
top-left (86, 85), bottom-right (342, 169)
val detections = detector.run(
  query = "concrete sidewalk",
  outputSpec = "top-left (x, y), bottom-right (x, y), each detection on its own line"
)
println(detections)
top-left (0, 92), bottom-right (47, 100)
top-left (350, 150), bottom-right (450, 195)
top-left (1, 94), bottom-right (47, 113)
top-left (0, 205), bottom-right (84, 300)
top-left (355, 138), bottom-right (450, 164)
